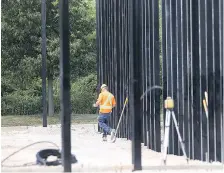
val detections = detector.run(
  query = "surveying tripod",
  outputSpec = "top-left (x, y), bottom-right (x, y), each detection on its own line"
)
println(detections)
top-left (162, 97), bottom-right (189, 165)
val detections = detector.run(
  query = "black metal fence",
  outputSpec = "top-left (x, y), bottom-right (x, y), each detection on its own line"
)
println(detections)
top-left (96, 0), bottom-right (224, 164)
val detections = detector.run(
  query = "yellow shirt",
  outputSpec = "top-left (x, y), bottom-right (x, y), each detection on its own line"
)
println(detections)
top-left (97, 91), bottom-right (116, 113)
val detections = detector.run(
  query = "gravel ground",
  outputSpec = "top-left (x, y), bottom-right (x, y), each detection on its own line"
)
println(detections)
top-left (1, 124), bottom-right (223, 172)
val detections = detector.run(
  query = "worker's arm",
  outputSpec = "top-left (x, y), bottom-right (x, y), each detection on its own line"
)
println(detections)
top-left (93, 94), bottom-right (102, 107)
top-left (112, 97), bottom-right (116, 108)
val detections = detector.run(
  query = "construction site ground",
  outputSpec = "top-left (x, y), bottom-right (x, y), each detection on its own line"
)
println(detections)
top-left (1, 124), bottom-right (223, 172)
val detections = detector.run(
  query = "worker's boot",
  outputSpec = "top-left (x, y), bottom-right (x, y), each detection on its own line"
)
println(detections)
top-left (102, 134), bottom-right (107, 142)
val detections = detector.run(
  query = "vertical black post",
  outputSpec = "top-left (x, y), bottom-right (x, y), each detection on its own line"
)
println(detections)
top-left (222, 0), bottom-right (224, 164)
top-left (59, 0), bottom-right (72, 172)
top-left (141, 0), bottom-right (146, 145)
top-left (213, 0), bottom-right (221, 162)
top-left (96, 0), bottom-right (101, 126)
top-left (191, 0), bottom-right (199, 160)
top-left (162, 0), bottom-right (167, 148)
top-left (41, 0), bottom-right (47, 127)
top-left (96, 0), bottom-right (100, 94)
top-left (152, 0), bottom-right (161, 152)
top-left (198, 0), bottom-right (207, 161)
top-left (129, 0), bottom-right (142, 171)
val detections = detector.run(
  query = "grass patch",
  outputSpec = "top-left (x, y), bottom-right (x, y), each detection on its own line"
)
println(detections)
top-left (1, 114), bottom-right (98, 127)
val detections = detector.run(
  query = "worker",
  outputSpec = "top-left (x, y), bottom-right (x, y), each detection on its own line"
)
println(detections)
top-left (93, 84), bottom-right (116, 142)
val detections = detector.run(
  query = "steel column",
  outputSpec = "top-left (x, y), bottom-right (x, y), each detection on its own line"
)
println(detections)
top-left (96, 0), bottom-right (224, 164)
top-left (129, 0), bottom-right (142, 170)
top-left (41, 0), bottom-right (47, 127)
top-left (59, 0), bottom-right (72, 171)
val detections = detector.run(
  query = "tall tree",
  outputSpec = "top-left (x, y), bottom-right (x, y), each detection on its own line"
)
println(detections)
top-left (2, 0), bottom-right (97, 115)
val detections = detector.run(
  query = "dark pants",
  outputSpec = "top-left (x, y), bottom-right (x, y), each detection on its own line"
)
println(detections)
top-left (98, 113), bottom-right (111, 136)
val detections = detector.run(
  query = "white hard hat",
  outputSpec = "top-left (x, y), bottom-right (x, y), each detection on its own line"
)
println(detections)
top-left (100, 84), bottom-right (107, 89)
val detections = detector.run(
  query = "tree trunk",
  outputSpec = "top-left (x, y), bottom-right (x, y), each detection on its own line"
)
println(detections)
top-left (48, 76), bottom-right (54, 116)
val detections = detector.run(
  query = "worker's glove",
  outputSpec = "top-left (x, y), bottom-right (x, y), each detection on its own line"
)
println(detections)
top-left (92, 103), bottom-right (97, 107)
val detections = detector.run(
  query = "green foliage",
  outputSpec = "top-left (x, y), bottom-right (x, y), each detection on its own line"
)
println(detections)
top-left (1, 91), bottom-right (42, 115)
top-left (1, 0), bottom-right (97, 115)
top-left (53, 74), bottom-right (97, 114)
top-left (70, 74), bottom-right (97, 114)
top-left (2, 74), bottom-right (97, 115)
top-left (46, 0), bottom-right (97, 79)
top-left (2, 0), bottom-right (42, 90)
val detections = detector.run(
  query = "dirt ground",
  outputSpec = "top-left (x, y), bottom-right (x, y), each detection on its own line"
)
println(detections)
top-left (1, 124), bottom-right (223, 172)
